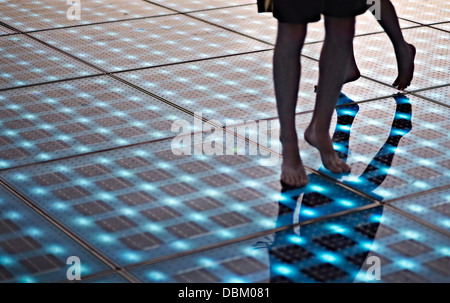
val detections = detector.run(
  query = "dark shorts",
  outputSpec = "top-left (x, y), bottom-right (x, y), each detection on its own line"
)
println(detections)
top-left (273, 0), bottom-right (369, 24)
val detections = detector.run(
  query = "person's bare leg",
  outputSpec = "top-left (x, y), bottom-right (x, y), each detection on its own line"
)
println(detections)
top-left (274, 22), bottom-right (308, 187)
top-left (346, 47), bottom-right (361, 83)
top-left (314, 40), bottom-right (360, 92)
top-left (377, 0), bottom-right (415, 90)
top-left (305, 16), bottom-right (354, 174)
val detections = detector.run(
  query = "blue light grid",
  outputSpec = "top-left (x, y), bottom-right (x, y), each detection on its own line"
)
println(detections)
top-left (0, 0), bottom-right (174, 32)
top-left (146, 0), bottom-right (254, 13)
top-left (0, 76), bottom-right (196, 169)
top-left (1, 137), bottom-right (374, 266)
top-left (0, 185), bottom-right (108, 283)
top-left (129, 206), bottom-right (450, 283)
top-left (189, 7), bottom-right (418, 45)
top-left (302, 27), bottom-right (450, 91)
top-left (80, 273), bottom-right (130, 283)
top-left (258, 94), bottom-right (450, 201)
top-left (392, 188), bottom-right (450, 232)
top-left (415, 85), bottom-right (449, 106)
top-left (0, 35), bottom-right (99, 90)
top-left (118, 51), bottom-right (398, 126)
top-left (30, 14), bottom-right (271, 73)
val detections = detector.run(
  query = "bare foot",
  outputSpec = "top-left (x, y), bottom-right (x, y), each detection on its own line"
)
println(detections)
top-left (393, 43), bottom-right (416, 90)
top-left (304, 125), bottom-right (351, 174)
top-left (280, 141), bottom-right (309, 187)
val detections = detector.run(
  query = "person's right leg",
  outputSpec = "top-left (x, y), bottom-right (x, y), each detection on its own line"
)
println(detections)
top-left (305, 16), bottom-right (355, 174)
top-left (274, 22), bottom-right (309, 187)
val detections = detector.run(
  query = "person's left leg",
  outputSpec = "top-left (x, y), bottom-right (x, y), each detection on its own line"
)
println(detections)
top-left (376, 0), bottom-right (416, 90)
top-left (305, 16), bottom-right (355, 174)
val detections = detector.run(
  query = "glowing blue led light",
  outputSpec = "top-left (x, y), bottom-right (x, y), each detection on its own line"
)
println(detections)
top-left (370, 214), bottom-right (383, 222)
top-left (123, 252), bottom-right (141, 262)
top-left (274, 265), bottom-right (293, 275)
top-left (75, 217), bottom-right (92, 227)
top-left (118, 170), bottom-right (132, 178)
top-left (0, 256), bottom-right (14, 265)
top-left (47, 245), bottom-right (65, 255)
top-left (97, 193), bottom-right (114, 201)
top-left (19, 277), bottom-right (36, 283)
top-left (140, 184), bottom-right (155, 191)
top-left (308, 185), bottom-right (326, 192)
top-left (14, 173), bottom-right (28, 181)
top-left (98, 234), bottom-right (115, 244)
top-left (320, 253), bottom-right (338, 263)
top-left (218, 230), bottom-right (234, 238)
top-left (75, 179), bottom-right (90, 187)
top-left (190, 213), bottom-right (206, 221)
top-left (301, 209), bottom-right (316, 216)
top-left (402, 230), bottom-right (421, 240)
top-left (413, 181), bottom-right (430, 189)
top-left (172, 241), bottom-right (189, 250)
top-left (3, 130), bottom-right (17, 136)
top-left (338, 199), bottom-right (354, 207)
top-left (394, 113), bottom-right (411, 119)
top-left (288, 235), bottom-right (305, 244)
top-left (32, 188), bottom-right (47, 195)
top-left (26, 228), bottom-right (42, 237)
top-left (120, 208), bottom-right (137, 216)
top-left (52, 202), bottom-right (68, 210)
top-left (337, 124), bottom-right (351, 132)
top-left (198, 258), bottom-right (217, 268)
top-left (259, 219), bottom-right (275, 228)
top-left (97, 157), bottom-right (111, 164)
top-left (439, 247), bottom-right (450, 256)
top-left (408, 204), bottom-right (426, 213)
top-left (231, 204), bottom-right (248, 212)
top-left (227, 278), bottom-right (245, 283)
top-left (147, 271), bottom-right (166, 281)
top-left (244, 180), bottom-right (259, 187)
top-left (398, 260), bottom-right (416, 269)
top-left (76, 146), bottom-right (90, 153)
top-left (328, 224), bottom-right (347, 233)
top-left (361, 241), bottom-right (374, 250)
top-left (374, 188), bottom-right (394, 198)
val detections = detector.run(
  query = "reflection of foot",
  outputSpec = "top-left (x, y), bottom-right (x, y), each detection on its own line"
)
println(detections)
top-left (304, 125), bottom-right (351, 174)
top-left (280, 142), bottom-right (309, 187)
top-left (393, 43), bottom-right (416, 90)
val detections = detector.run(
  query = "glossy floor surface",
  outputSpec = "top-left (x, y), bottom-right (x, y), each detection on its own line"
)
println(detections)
top-left (0, 0), bottom-right (448, 283)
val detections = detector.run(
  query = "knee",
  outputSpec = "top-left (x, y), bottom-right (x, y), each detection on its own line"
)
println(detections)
top-left (324, 17), bottom-right (356, 43)
top-left (276, 22), bottom-right (307, 48)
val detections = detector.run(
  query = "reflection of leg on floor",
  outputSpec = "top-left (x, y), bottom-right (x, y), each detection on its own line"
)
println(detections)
top-left (356, 94), bottom-right (412, 193)
top-left (318, 93), bottom-right (360, 175)
top-left (267, 181), bottom-right (385, 282)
